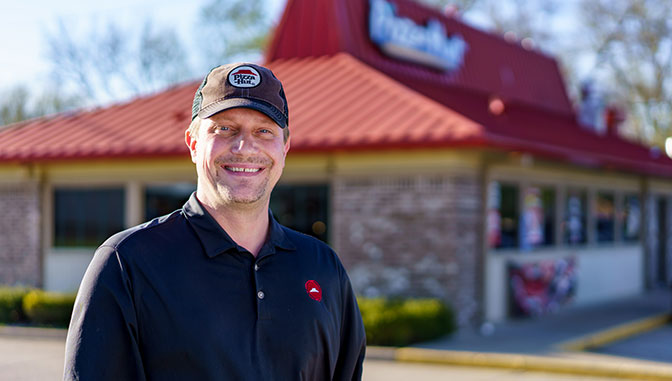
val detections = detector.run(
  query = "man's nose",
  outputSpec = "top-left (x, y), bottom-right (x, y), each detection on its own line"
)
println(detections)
top-left (231, 134), bottom-right (258, 154)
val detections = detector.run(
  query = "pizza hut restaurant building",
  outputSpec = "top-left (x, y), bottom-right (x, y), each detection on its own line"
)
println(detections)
top-left (1, 0), bottom-right (671, 324)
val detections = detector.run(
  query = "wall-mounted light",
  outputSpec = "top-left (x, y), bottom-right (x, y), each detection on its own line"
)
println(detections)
top-left (489, 97), bottom-right (505, 115)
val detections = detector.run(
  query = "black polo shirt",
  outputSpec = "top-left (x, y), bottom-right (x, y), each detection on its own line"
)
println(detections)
top-left (64, 193), bottom-right (366, 380)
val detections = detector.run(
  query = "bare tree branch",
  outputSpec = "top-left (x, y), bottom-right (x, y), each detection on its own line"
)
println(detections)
top-left (44, 18), bottom-right (192, 104)
top-left (198, 0), bottom-right (271, 66)
top-left (579, 0), bottom-right (672, 146)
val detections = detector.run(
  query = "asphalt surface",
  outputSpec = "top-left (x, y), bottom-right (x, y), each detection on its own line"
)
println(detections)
top-left (593, 323), bottom-right (672, 363)
top-left (416, 288), bottom-right (671, 357)
top-left (0, 335), bottom-right (65, 381)
top-left (0, 334), bottom-right (640, 381)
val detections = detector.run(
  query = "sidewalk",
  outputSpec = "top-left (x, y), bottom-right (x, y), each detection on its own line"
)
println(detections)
top-left (367, 288), bottom-right (672, 380)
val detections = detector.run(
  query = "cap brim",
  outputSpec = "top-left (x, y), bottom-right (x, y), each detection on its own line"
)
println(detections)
top-left (197, 98), bottom-right (287, 128)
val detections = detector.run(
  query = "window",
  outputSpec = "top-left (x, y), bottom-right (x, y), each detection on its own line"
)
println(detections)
top-left (563, 189), bottom-right (587, 245)
top-left (595, 192), bottom-right (615, 242)
top-left (270, 184), bottom-right (329, 242)
top-left (487, 182), bottom-right (518, 249)
top-left (54, 188), bottom-right (125, 247)
top-left (520, 186), bottom-right (555, 249)
top-left (541, 188), bottom-right (556, 246)
top-left (621, 194), bottom-right (641, 242)
top-left (145, 183), bottom-right (195, 220)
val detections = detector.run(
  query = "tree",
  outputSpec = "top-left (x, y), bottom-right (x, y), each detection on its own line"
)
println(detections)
top-left (41, 0), bottom-right (273, 107)
top-left (417, 0), bottom-right (478, 13)
top-left (1, 0), bottom-right (275, 125)
top-left (0, 86), bottom-right (31, 126)
top-left (45, 18), bottom-right (192, 105)
top-left (197, 0), bottom-right (273, 68)
top-left (0, 85), bottom-right (81, 126)
top-left (578, 0), bottom-right (672, 147)
top-left (413, 0), bottom-right (672, 147)
top-left (418, 0), bottom-right (562, 50)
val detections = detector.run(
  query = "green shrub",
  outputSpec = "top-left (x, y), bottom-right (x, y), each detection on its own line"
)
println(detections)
top-left (22, 290), bottom-right (76, 327)
top-left (0, 287), bottom-right (32, 323)
top-left (358, 297), bottom-right (455, 347)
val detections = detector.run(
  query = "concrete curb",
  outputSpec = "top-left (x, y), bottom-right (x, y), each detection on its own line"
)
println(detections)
top-left (366, 313), bottom-right (672, 380)
top-left (367, 347), bottom-right (672, 380)
top-left (0, 325), bottom-right (67, 339)
top-left (393, 347), bottom-right (672, 380)
top-left (557, 313), bottom-right (671, 352)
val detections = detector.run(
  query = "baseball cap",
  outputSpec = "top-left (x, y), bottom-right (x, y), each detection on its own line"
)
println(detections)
top-left (192, 63), bottom-right (289, 128)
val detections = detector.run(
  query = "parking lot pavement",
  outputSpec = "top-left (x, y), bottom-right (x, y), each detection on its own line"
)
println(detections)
top-left (0, 320), bottom-right (669, 381)
top-left (417, 289), bottom-right (670, 356)
top-left (0, 332), bottom-right (629, 381)
top-left (592, 323), bottom-right (672, 363)
top-left (0, 335), bottom-right (65, 381)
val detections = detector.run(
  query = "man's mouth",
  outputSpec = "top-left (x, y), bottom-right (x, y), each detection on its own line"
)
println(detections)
top-left (225, 166), bottom-right (261, 173)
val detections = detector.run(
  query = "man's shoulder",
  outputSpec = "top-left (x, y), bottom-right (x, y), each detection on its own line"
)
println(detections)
top-left (100, 209), bottom-right (186, 252)
top-left (280, 225), bottom-right (333, 252)
top-left (278, 225), bottom-right (346, 269)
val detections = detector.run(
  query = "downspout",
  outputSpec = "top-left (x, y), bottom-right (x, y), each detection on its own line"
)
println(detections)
top-left (640, 175), bottom-right (651, 289)
top-left (27, 162), bottom-right (46, 289)
top-left (475, 152), bottom-right (493, 326)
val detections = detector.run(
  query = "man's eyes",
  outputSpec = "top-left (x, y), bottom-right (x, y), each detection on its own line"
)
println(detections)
top-left (213, 126), bottom-right (274, 136)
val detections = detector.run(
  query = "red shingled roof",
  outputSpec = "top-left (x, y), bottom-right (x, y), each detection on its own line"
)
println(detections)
top-left (1, 53), bottom-right (670, 177)
top-left (0, 83), bottom-right (194, 162)
top-left (276, 54), bottom-right (484, 150)
top-left (0, 54), bottom-right (484, 163)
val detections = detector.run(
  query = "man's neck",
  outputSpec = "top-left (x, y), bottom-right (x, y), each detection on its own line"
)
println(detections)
top-left (197, 194), bottom-right (270, 257)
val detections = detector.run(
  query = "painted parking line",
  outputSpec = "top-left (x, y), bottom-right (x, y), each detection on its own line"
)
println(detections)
top-left (557, 313), bottom-right (672, 352)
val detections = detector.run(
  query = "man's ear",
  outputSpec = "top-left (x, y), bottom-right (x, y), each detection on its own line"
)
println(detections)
top-left (185, 129), bottom-right (197, 164)
top-left (283, 135), bottom-right (291, 156)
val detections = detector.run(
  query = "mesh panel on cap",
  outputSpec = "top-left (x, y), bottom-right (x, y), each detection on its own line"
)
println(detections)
top-left (191, 68), bottom-right (214, 120)
top-left (278, 86), bottom-right (289, 125)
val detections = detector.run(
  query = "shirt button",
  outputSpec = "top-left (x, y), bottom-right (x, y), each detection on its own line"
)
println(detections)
top-left (254, 264), bottom-right (259, 272)
top-left (257, 291), bottom-right (265, 300)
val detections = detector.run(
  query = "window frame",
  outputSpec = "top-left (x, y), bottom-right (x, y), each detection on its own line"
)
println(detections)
top-left (270, 182), bottom-right (331, 243)
top-left (143, 182), bottom-right (196, 221)
top-left (52, 186), bottom-right (126, 248)
top-left (487, 175), bottom-right (641, 254)
top-left (593, 190), bottom-right (617, 244)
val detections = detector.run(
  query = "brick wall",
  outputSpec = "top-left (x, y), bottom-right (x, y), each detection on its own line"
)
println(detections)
top-left (0, 182), bottom-right (41, 287)
top-left (332, 174), bottom-right (482, 325)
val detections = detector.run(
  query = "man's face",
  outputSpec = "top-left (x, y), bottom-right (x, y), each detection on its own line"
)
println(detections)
top-left (186, 108), bottom-right (290, 209)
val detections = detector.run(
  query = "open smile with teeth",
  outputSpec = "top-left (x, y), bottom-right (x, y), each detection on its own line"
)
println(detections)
top-left (225, 166), bottom-right (262, 173)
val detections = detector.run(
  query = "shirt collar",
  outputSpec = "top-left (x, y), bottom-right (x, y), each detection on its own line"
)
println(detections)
top-left (183, 192), bottom-right (296, 258)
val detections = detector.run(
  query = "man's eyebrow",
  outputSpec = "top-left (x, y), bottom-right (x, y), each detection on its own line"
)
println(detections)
top-left (252, 117), bottom-right (277, 126)
top-left (210, 120), bottom-right (236, 128)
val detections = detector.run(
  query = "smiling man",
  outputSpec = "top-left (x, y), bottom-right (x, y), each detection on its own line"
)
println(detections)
top-left (64, 63), bottom-right (366, 381)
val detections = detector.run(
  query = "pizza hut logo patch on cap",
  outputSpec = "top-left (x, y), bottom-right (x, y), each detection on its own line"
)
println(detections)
top-left (228, 65), bottom-right (261, 88)
top-left (305, 280), bottom-right (322, 302)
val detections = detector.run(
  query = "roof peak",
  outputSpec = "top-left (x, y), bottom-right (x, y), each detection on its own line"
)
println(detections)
top-left (268, 0), bottom-right (573, 116)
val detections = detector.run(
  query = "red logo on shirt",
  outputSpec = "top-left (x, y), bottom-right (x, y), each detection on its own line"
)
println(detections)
top-left (305, 280), bottom-right (322, 301)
